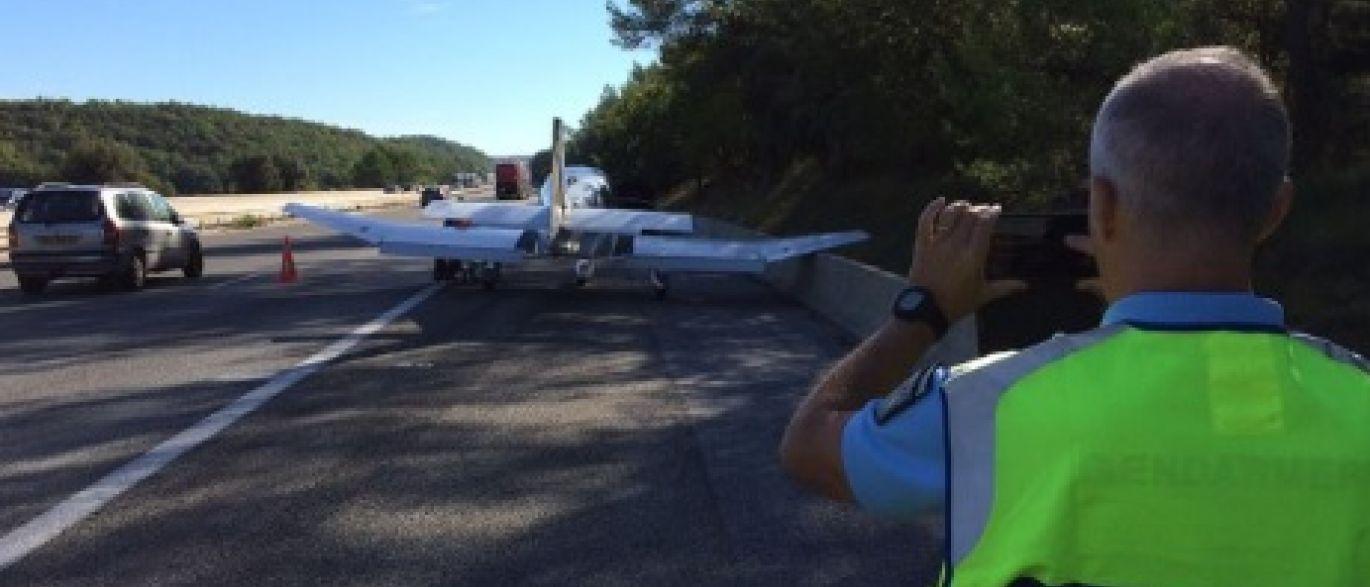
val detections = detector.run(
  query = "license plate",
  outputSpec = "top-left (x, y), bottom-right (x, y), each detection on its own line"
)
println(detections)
top-left (37, 235), bottom-right (79, 245)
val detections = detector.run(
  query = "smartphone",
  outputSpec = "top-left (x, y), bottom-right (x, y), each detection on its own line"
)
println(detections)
top-left (979, 212), bottom-right (1103, 352)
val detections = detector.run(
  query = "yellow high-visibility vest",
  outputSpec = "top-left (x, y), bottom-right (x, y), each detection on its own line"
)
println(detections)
top-left (943, 326), bottom-right (1370, 586)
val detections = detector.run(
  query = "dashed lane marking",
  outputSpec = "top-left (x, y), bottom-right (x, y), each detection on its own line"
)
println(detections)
top-left (0, 282), bottom-right (444, 570)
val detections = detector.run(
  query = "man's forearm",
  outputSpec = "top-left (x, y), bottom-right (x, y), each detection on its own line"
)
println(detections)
top-left (810, 319), bottom-right (940, 410)
top-left (780, 198), bottom-right (1004, 501)
top-left (778, 317), bottom-right (940, 501)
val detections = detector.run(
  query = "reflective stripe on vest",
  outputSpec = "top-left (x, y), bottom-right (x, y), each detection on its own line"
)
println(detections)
top-left (942, 327), bottom-right (1370, 587)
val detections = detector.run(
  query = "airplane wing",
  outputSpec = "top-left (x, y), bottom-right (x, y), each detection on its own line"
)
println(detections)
top-left (283, 203), bottom-right (529, 262)
top-left (622, 230), bottom-right (868, 273)
top-left (564, 208), bottom-right (694, 235)
top-left (421, 200), bottom-right (550, 231)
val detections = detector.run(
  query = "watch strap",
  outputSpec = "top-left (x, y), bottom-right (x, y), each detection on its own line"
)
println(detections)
top-left (893, 286), bottom-right (949, 338)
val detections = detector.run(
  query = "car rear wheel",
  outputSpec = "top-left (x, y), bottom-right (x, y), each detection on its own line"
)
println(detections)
top-left (183, 246), bottom-right (204, 278)
top-left (121, 254), bottom-right (147, 291)
top-left (17, 274), bottom-right (48, 295)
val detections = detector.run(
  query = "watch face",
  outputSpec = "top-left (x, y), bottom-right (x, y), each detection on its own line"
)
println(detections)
top-left (897, 289), bottom-right (926, 313)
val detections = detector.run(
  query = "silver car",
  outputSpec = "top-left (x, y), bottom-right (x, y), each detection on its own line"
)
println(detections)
top-left (8, 183), bottom-right (204, 294)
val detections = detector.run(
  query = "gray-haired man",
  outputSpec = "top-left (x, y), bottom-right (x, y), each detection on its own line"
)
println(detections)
top-left (781, 46), bottom-right (1370, 586)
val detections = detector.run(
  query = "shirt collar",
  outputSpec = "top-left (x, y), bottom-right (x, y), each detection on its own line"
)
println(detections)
top-left (1101, 292), bottom-right (1285, 330)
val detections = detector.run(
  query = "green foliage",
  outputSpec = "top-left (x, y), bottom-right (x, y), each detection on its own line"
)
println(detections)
top-left (229, 155), bottom-right (284, 193)
top-left (228, 214), bottom-right (267, 229)
top-left (352, 147), bottom-right (399, 188)
top-left (0, 139), bottom-right (47, 185)
top-left (57, 138), bottom-right (175, 194)
top-left (276, 156), bottom-right (309, 191)
top-left (60, 138), bottom-right (150, 185)
top-left (529, 149), bottom-right (552, 186)
top-left (1258, 170), bottom-right (1370, 352)
top-left (593, 0), bottom-right (1368, 349)
top-left (586, 0), bottom-right (1367, 207)
top-left (0, 100), bottom-right (489, 193)
top-left (171, 162), bottom-right (223, 194)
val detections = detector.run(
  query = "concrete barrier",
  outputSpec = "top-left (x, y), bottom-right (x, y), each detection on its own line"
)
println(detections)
top-left (695, 217), bottom-right (979, 366)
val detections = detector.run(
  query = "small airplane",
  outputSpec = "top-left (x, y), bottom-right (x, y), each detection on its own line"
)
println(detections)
top-left (283, 119), bottom-right (867, 298)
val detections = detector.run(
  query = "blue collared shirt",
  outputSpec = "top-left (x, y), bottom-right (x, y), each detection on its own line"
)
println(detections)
top-left (841, 292), bottom-right (1286, 520)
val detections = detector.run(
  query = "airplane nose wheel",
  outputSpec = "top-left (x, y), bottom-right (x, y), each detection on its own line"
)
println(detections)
top-left (573, 259), bottom-right (595, 288)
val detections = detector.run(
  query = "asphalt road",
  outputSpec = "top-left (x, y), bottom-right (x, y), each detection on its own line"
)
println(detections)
top-left (0, 205), bottom-right (941, 585)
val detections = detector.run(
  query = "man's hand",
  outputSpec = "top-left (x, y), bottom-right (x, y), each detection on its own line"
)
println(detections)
top-left (908, 197), bottom-right (1026, 322)
top-left (781, 197), bottom-right (1024, 503)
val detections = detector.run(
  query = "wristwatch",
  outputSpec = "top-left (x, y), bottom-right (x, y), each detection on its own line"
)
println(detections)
top-left (891, 285), bottom-right (949, 339)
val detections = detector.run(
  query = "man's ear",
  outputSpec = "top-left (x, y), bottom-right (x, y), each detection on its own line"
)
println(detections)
top-left (1256, 178), bottom-right (1293, 244)
top-left (1089, 176), bottom-right (1119, 244)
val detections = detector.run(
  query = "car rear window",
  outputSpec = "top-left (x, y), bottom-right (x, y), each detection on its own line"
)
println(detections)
top-left (17, 190), bottom-right (104, 223)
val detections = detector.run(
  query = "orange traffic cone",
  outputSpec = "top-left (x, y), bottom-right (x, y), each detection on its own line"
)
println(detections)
top-left (279, 236), bottom-right (298, 283)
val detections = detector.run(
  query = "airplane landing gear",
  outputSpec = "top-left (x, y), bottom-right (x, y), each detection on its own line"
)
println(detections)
top-left (433, 259), bottom-right (467, 283)
top-left (479, 262), bottom-right (502, 290)
top-left (436, 259), bottom-right (497, 288)
top-left (650, 270), bottom-right (669, 300)
top-left (433, 259), bottom-right (452, 282)
top-left (573, 259), bottom-right (595, 288)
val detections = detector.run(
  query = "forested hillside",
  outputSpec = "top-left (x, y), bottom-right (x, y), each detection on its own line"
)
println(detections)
top-left (575, 0), bottom-right (1370, 350)
top-left (0, 100), bottom-right (489, 194)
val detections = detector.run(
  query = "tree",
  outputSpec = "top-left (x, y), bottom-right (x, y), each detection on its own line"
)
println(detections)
top-left (60, 139), bottom-right (150, 185)
top-left (386, 146), bottom-right (423, 185)
top-left (529, 149), bottom-right (553, 186)
top-left (588, 0), bottom-right (1367, 206)
top-left (274, 156), bottom-right (309, 191)
top-left (0, 100), bottom-right (491, 195)
top-left (171, 162), bottom-right (223, 194)
top-left (0, 140), bottom-right (49, 186)
top-left (352, 147), bottom-right (397, 187)
top-left (229, 155), bottom-right (283, 193)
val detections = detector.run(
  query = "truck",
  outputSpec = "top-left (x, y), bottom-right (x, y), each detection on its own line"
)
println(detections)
top-left (493, 161), bottom-right (529, 200)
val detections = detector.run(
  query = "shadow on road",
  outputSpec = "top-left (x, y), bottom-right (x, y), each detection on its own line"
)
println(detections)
top-left (0, 273), bottom-right (943, 586)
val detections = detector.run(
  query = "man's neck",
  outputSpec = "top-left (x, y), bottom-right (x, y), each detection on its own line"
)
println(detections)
top-left (1106, 247), bottom-right (1254, 302)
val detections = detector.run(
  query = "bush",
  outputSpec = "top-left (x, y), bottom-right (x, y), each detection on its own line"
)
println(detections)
top-left (227, 214), bottom-right (267, 229)
top-left (1257, 168), bottom-right (1370, 352)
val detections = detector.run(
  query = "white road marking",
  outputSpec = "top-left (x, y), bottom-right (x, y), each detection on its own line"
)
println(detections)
top-left (0, 282), bottom-right (444, 570)
top-left (208, 273), bottom-right (261, 290)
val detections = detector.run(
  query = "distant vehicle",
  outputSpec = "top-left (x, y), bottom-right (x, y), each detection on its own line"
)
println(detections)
top-left (420, 186), bottom-right (445, 207)
top-left (8, 183), bottom-right (203, 294)
top-left (452, 172), bottom-right (480, 189)
top-left (0, 187), bottom-right (27, 209)
top-left (542, 166), bottom-right (609, 209)
top-left (494, 161), bottom-right (529, 200)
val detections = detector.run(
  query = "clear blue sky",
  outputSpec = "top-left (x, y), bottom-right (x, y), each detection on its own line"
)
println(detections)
top-left (0, 0), bottom-right (651, 156)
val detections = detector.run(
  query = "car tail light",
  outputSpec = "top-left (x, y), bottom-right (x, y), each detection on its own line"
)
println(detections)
top-left (102, 219), bottom-right (120, 250)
